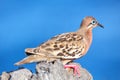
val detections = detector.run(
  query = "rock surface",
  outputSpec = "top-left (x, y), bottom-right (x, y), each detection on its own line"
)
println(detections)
top-left (0, 60), bottom-right (93, 80)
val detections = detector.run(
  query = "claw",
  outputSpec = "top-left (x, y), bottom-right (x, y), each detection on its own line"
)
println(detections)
top-left (64, 64), bottom-right (80, 77)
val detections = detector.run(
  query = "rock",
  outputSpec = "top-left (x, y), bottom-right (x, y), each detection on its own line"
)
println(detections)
top-left (0, 60), bottom-right (93, 80)
top-left (10, 68), bottom-right (32, 80)
top-left (35, 60), bottom-right (93, 80)
top-left (0, 72), bottom-right (10, 80)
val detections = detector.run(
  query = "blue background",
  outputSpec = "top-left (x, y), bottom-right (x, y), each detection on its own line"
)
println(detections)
top-left (0, 0), bottom-right (120, 80)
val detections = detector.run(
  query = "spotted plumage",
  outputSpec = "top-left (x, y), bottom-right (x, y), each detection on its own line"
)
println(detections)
top-left (15, 16), bottom-right (103, 66)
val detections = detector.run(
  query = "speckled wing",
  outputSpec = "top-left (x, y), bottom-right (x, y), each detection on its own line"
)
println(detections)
top-left (25, 32), bottom-right (86, 60)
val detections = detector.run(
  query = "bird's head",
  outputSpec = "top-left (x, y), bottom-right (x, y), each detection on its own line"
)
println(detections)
top-left (80, 16), bottom-right (104, 30)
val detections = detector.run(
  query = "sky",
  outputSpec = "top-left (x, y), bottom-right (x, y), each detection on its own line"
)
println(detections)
top-left (0, 0), bottom-right (120, 80)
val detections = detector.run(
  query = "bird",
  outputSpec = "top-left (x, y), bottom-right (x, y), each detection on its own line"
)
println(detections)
top-left (15, 16), bottom-right (103, 76)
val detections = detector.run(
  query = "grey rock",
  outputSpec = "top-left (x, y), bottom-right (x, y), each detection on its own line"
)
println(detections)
top-left (0, 72), bottom-right (10, 80)
top-left (10, 68), bottom-right (32, 80)
top-left (35, 60), bottom-right (93, 80)
top-left (0, 60), bottom-right (93, 80)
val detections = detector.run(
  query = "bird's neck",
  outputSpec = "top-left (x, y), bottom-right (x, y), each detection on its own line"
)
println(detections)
top-left (86, 28), bottom-right (93, 46)
top-left (78, 27), bottom-right (93, 45)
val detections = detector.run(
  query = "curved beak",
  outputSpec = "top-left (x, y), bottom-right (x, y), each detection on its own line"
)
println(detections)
top-left (98, 23), bottom-right (104, 28)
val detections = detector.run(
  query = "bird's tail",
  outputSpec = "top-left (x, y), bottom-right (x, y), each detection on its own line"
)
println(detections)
top-left (14, 55), bottom-right (57, 66)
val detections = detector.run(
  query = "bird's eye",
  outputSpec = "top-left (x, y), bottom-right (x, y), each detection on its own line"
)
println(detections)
top-left (91, 20), bottom-right (96, 24)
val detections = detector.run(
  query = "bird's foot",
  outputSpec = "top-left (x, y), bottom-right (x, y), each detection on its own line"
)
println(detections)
top-left (64, 63), bottom-right (80, 77)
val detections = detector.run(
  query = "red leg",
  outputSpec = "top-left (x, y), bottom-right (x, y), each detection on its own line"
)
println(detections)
top-left (64, 64), bottom-right (80, 77)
